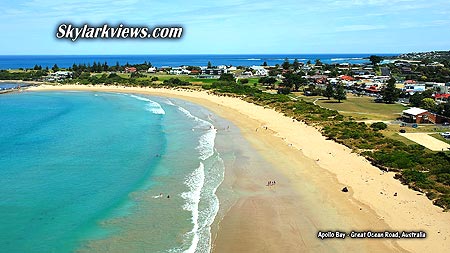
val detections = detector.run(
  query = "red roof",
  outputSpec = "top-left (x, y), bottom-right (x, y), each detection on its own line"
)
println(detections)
top-left (404, 80), bottom-right (416, 84)
top-left (340, 75), bottom-right (355, 81)
top-left (125, 67), bottom-right (137, 72)
top-left (434, 94), bottom-right (450, 99)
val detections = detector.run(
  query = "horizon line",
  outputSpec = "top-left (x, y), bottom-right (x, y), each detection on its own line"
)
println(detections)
top-left (0, 53), bottom-right (403, 56)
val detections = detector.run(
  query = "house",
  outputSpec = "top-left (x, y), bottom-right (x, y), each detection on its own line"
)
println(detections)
top-left (403, 85), bottom-right (426, 94)
top-left (169, 67), bottom-right (183, 75)
top-left (434, 94), bottom-right (450, 104)
top-left (251, 66), bottom-right (268, 76)
top-left (401, 67), bottom-right (412, 74)
top-left (241, 71), bottom-right (253, 77)
top-left (340, 75), bottom-right (355, 81)
top-left (365, 85), bottom-right (380, 94)
top-left (432, 82), bottom-right (450, 94)
top-left (45, 71), bottom-right (73, 82)
top-left (308, 75), bottom-right (328, 84)
top-left (124, 67), bottom-right (137, 73)
top-left (147, 67), bottom-right (157, 73)
top-left (169, 67), bottom-right (191, 75)
top-left (402, 107), bottom-right (430, 123)
top-left (202, 68), bottom-right (227, 75)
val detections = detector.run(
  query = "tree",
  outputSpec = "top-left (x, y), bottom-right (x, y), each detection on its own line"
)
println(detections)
top-left (409, 92), bottom-right (423, 107)
top-left (323, 83), bottom-right (334, 100)
top-left (262, 61), bottom-right (268, 67)
top-left (258, 77), bottom-right (277, 86)
top-left (421, 98), bottom-right (437, 112)
top-left (282, 73), bottom-right (306, 91)
top-left (103, 61), bottom-right (109, 71)
top-left (334, 84), bottom-right (346, 102)
top-left (52, 64), bottom-right (59, 72)
top-left (315, 59), bottom-right (323, 66)
top-left (293, 59), bottom-right (300, 70)
top-left (381, 78), bottom-right (400, 104)
top-left (437, 101), bottom-right (450, 117)
top-left (240, 78), bottom-right (249, 84)
top-left (218, 73), bottom-right (235, 82)
top-left (369, 55), bottom-right (383, 65)
top-left (207, 61), bottom-right (212, 68)
top-left (307, 60), bottom-right (311, 65)
top-left (282, 58), bottom-right (290, 70)
top-left (370, 122), bottom-right (388, 131)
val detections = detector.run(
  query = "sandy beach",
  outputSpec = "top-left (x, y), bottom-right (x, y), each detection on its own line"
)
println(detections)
top-left (26, 84), bottom-right (450, 253)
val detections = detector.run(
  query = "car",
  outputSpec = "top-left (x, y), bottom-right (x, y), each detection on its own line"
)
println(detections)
top-left (443, 122), bottom-right (450, 126)
top-left (399, 129), bottom-right (406, 133)
top-left (440, 132), bottom-right (450, 138)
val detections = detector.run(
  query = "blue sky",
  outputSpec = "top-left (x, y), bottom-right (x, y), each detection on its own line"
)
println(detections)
top-left (0, 0), bottom-right (449, 54)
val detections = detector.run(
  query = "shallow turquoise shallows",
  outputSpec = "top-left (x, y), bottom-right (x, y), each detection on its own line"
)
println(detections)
top-left (0, 91), bottom-right (224, 253)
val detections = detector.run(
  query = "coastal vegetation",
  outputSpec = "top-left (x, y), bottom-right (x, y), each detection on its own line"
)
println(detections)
top-left (0, 69), bottom-right (47, 80)
top-left (3, 54), bottom-right (450, 210)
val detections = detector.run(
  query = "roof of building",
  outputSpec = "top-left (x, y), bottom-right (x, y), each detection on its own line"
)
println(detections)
top-left (340, 75), bottom-right (355, 81)
top-left (435, 94), bottom-right (450, 99)
top-left (403, 107), bottom-right (428, 116)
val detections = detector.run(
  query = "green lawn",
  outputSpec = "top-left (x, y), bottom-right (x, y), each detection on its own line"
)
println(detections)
top-left (315, 94), bottom-right (406, 121)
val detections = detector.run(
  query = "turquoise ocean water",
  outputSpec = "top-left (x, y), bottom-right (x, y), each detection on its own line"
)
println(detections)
top-left (0, 91), bottom-right (225, 252)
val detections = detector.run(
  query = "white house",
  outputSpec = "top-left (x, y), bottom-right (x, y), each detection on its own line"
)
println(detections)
top-left (251, 66), bottom-right (268, 76)
top-left (169, 67), bottom-right (191, 75)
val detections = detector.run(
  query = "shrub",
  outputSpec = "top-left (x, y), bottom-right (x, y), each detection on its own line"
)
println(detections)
top-left (370, 122), bottom-right (388, 131)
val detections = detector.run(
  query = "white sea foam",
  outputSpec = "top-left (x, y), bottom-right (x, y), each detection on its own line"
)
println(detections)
top-left (163, 99), bottom-right (176, 106)
top-left (246, 58), bottom-right (261, 60)
top-left (197, 128), bottom-right (216, 161)
top-left (181, 162), bottom-right (205, 253)
top-left (176, 105), bottom-right (216, 160)
top-left (331, 58), bottom-right (347, 61)
top-left (127, 94), bottom-right (166, 115)
top-left (172, 103), bottom-right (222, 253)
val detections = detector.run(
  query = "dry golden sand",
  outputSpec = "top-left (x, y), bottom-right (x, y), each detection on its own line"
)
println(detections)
top-left (27, 85), bottom-right (450, 253)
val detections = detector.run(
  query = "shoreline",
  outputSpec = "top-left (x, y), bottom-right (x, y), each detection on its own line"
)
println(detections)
top-left (25, 84), bottom-right (450, 252)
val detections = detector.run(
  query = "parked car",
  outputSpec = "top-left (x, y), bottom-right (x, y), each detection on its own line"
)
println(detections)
top-left (440, 132), bottom-right (450, 138)
top-left (443, 122), bottom-right (450, 126)
top-left (399, 129), bottom-right (406, 133)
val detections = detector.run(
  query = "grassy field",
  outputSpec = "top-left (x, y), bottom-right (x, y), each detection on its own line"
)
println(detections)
top-left (314, 94), bottom-right (407, 121)
top-left (91, 72), bottom-right (263, 86)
